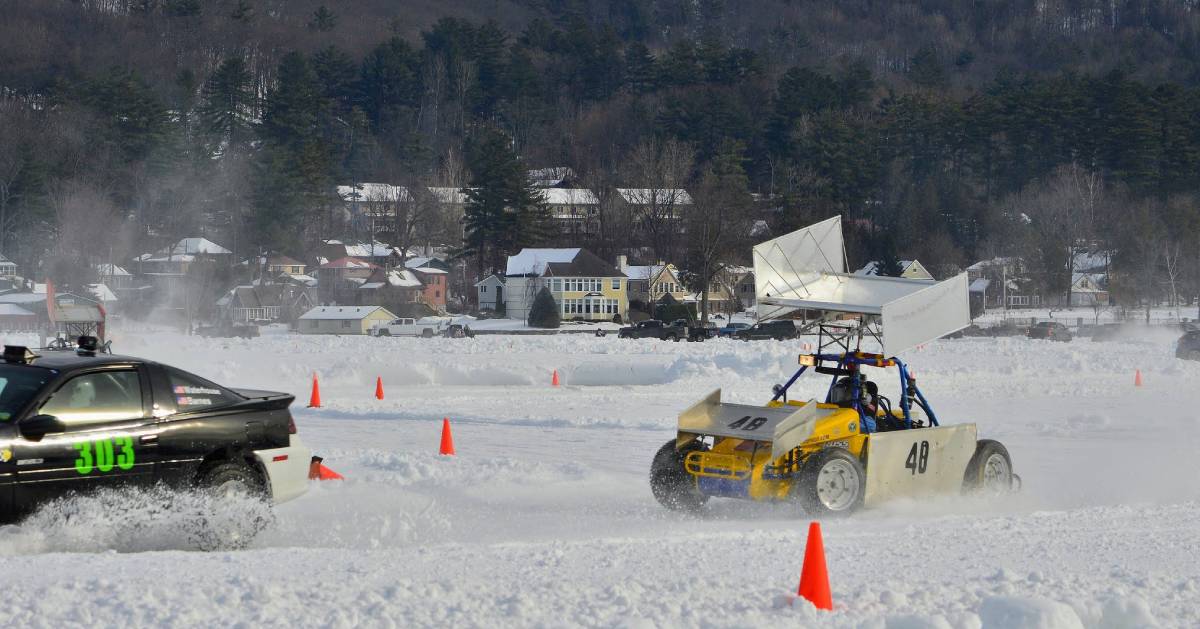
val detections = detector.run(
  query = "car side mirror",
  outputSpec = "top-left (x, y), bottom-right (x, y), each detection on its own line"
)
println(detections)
top-left (20, 414), bottom-right (65, 440)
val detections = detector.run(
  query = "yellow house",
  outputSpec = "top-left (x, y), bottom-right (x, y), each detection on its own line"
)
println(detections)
top-left (297, 305), bottom-right (397, 334)
top-left (617, 256), bottom-right (689, 305)
top-left (504, 248), bottom-right (629, 322)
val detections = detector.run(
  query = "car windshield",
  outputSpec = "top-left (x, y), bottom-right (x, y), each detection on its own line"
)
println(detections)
top-left (0, 364), bottom-right (53, 422)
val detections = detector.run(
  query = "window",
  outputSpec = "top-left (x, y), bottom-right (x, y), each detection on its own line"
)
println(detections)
top-left (165, 366), bottom-right (241, 413)
top-left (0, 365), bottom-right (52, 422)
top-left (551, 278), bottom-right (562, 292)
top-left (435, 290), bottom-right (441, 298)
top-left (612, 279), bottom-right (621, 291)
top-left (308, 320), bottom-right (318, 329)
top-left (40, 370), bottom-right (143, 426)
top-left (342, 320), bottom-right (352, 329)
top-left (481, 286), bottom-right (488, 293)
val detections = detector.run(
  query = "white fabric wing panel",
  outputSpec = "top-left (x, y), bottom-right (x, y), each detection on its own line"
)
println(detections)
top-left (879, 272), bottom-right (970, 355)
top-left (752, 215), bottom-right (844, 320)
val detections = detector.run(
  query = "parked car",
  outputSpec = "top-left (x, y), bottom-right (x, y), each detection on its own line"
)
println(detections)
top-left (717, 322), bottom-right (751, 338)
top-left (617, 319), bottom-right (687, 341)
top-left (732, 320), bottom-right (800, 341)
top-left (1176, 330), bottom-right (1200, 360)
top-left (0, 339), bottom-right (310, 546)
top-left (1027, 321), bottom-right (1072, 342)
top-left (196, 322), bottom-right (259, 339)
top-left (372, 317), bottom-right (446, 338)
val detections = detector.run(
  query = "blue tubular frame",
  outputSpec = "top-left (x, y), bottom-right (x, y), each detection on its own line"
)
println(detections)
top-left (769, 352), bottom-right (941, 430)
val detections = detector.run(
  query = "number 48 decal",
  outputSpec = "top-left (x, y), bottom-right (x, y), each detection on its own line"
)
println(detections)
top-left (905, 440), bottom-right (929, 475)
top-left (74, 437), bottom-right (135, 475)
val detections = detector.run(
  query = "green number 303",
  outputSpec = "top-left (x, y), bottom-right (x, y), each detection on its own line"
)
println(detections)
top-left (74, 437), bottom-right (135, 475)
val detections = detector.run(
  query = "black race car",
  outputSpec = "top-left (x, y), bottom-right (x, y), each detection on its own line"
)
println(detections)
top-left (0, 338), bottom-right (310, 526)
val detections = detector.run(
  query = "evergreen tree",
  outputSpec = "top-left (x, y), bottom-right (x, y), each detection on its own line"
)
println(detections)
top-left (909, 45), bottom-right (947, 89)
top-left (623, 42), bottom-right (657, 93)
top-left (357, 37), bottom-right (422, 130)
top-left (230, 0), bottom-right (253, 22)
top-left (199, 56), bottom-right (255, 153)
top-left (308, 6), bottom-right (337, 32)
top-left (528, 286), bottom-right (560, 328)
top-left (461, 127), bottom-right (551, 274)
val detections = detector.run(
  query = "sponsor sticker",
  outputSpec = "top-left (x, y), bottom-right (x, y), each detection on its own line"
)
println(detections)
top-left (17, 458), bottom-right (43, 466)
top-left (173, 386), bottom-right (221, 395)
top-left (0, 448), bottom-right (11, 463)
top-left (177, 396), bottom-right (213, 406)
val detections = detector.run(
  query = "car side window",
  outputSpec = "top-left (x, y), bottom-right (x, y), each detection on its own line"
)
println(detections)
top-left (165, 367), bottom-right (241, 413)
top-left (39, 370), bottom-right (143, 426)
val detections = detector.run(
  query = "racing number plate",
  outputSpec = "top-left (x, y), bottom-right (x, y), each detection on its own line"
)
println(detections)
top-left (863, 424), bottom-right (977, 505)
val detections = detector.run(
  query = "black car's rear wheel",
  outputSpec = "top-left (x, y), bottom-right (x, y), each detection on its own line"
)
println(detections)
top-left (794, 448), bottom-right (865, 517)
top-left (650, 439), bottom-right (708, 513)
top-left (191, 461), bottom-right (272, 550)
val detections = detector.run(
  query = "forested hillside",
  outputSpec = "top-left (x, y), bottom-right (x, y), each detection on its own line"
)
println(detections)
top-left (2, 0), bottom-right (1200, 300)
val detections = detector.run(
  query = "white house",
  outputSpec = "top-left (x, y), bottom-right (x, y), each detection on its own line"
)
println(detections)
top-left (475, 274), bottom-right (505, 311)
top-left (296, 306), bottom-right (397, 335)
top-left (854, 260), bottom-right (935, 281)
top-left (541, 188), bottom-right (600, 239)
top-left (0, 253), bottom-right (17, 280)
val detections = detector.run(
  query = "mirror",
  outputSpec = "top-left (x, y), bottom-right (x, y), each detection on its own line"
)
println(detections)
top-left (20, 414), bottom-right (65, 440)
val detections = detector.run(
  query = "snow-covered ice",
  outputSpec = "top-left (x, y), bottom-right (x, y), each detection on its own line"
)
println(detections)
top-left (1, 327), bottom-right (1198, 627)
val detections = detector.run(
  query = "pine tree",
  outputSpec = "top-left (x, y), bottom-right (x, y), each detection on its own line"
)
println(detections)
top-left (623, 42), bottom-right (657, 93)
top-left (909, 45), bottom-right (947, 89)
top-left (528, 286), bottom-right (560, 328)
top-left (308, 6), bottom-right (337, 32)
top-left (199, 56), bottom-right (255, 153)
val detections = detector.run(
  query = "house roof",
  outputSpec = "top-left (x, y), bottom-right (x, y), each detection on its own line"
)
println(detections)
top-left (474, 274), bottom-right (505, 287)
top-left (0, 253), bottom-right (14, 265)
top-left (136, 237), bottom-right (231, 262)
top-left (87, 284), bottom-right (118, 302)
top-left (319, 257), bottom-right (378, 270)
top-left (410, 267), bottom-right (447, 275)
top-left (220, 285), bottom-right (283, 309)
top-left (527, 166), bottom-right (575, 187)
top-left (0, 304), bottom-right (34, 316)
top-left (540, 188), bottom-right (598, 205)
top-left (267, 255), bottom-right (304, 267)
top-left (620, 263), bottom-right (674, 283)
top-left (506, 248), bottom-right (625, 278)
top-left (854, 260), bottom-right (932, 280)
top-left (96, 263), bottom-right (130, 276)
top-left (361, 268), bottom-right (424, 289)
top-left (969, 278), bottom-right (990, 293)
top-left (337, 183), bottom-right (411, 203)
top-left (616, 188), bottom-right (693, 205)
top-left (55, 304), bottom-right (104, 322)
top-left (428, 187), bottom-right (471, 204)
top-left (0, 292), bottom-right (44, 305)
top-left (298, 306), bottom-right (395, 321)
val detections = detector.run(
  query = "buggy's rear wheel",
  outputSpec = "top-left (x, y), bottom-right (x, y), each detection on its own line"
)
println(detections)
top-left (649, 439), bottom-right (708, 513)
top-left (795, 448), bottom-right (865, 517)
top-left (963, 440), bottom-right (1013, 493)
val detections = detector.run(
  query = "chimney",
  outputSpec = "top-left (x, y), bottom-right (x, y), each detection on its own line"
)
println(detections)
top-left (616, 254), bottom-right (627, 270)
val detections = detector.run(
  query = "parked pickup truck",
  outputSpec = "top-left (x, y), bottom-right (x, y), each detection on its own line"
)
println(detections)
top-left (372, 317), bottom-right (447, 338)
top-left (617, 319), bottom-right (688, 341)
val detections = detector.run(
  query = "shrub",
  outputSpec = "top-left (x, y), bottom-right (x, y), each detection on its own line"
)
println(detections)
top-left (528, 286), bottom-right (561, 328)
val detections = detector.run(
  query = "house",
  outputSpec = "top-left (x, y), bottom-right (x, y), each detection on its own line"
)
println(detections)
top-left (266, 256), bottom-right (306, 276)
top-left (504, 248), bottom-right (628, 322)
top-left (358, 267), bottom-right (425, 311)
top-left (411, 267), bottom-right (448, 309)
top-left (475, 274), bottom-right (505, 311)
top-left (296, 306), bottom-right (396, 335)
top-left (616, 188), bottom-right (693, 222)
top-left (50, 291), bottom-right (107, 342)
top-left (216, 284), bottom-right (313, 324)
top-left (317, 257), bottom-right (378, 305)
top-left (967, 258), bottom-right (1042, 309)
top-left (527, 167), bottom-right (577, 187)
top-left (135, 237), bottom-right (232, 275)
top-left (616, 256), bottom-right (688, 309)
top-left (541, 188), bottom-right (600, 241)
top-left (1069, 273), bottom-right (1109, 307)
top-left (0, 303), bottom-right (37, 331)
top-left (0, 253), bottom-right (17, 280)
top-left (727, 266), bottom-right (756, 310)
top-left (854, 260), bottom-right (935, 281)
top-left (319, 240), bottom-right (396, 267)
top-left (337, 183), bottom-right (411, 235)
top-left (404, 256), bottom-right (451, 273)
top-left (95, 264), bottom-right (133, 291)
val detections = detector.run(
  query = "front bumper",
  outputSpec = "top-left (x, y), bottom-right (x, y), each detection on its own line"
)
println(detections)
top-left (252, 435), bottom-right (313, 504)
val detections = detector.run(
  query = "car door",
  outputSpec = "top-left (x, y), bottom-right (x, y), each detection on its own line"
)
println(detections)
top-left (11, 366), bottom-right (159, 511)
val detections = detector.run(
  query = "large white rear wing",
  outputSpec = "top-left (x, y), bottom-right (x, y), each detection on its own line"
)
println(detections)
top-left (752, 216), bottom-right (970, 355)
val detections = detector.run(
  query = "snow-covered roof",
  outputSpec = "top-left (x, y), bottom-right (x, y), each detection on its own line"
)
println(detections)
top-left (87, 284), bottom-right (118, 302)
top-left (337, 183), bottom-right (411, 203)
top-left (616, 188), bottom-right (693, 205)
top-left (428, 187), bottom-right (471, 204)
top-left (506, 249), bottom-right (582, 276)
top-left (527, 167), bottom-right (575, 187)
top-left (288, 274), bottom-right (317, 286)
top-left (854, 260), bottom-right (932, 280)
top-left (1073, 250), bottom-right (1112, 273)
top-left (969, 278), bottom-right (990, 293)
top-left (95, 263), bottom-right (130, 277)
top-left (474, 274), bottom-right (505, 287)
top-left (298, 306), bottom-right (394, 320)
top-left (138, 237), bottom-right (231, 261)
top-left (0, 303), bottom-right (35, 316)
top-left (539, 188), bottom-right (598, 205)
top-left (410, 267), bottom-right (447, 275)
top-left (319, 257), bottom-right (378, 270)
top-left (966, 257), bottom-right (1016, 271)
top-left (0, 292), bottom-right (44, 304)
top-left (620, 264), bottom-right (671, 282)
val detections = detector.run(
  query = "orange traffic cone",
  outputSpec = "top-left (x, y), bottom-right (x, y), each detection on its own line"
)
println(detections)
top-left (308, 456), bottom-right (344, 481)
top-left (439, 417), bottom-right (456, 456)
top-left (796, 521), bottom-right (833, 611)
top-left (375, 376), bottom-right (385, 400)
top-left (552, 369), bottom-right (560, 387)
top-left (307, 373), bottom-right (322, 408)
top-left (1135, 369), bottom-right (1143, 387)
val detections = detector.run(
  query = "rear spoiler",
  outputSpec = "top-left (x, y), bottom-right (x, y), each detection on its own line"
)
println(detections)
top-left (678, 389), bottom-right (831, 459)
top-left (230, 388), bottom-right (295, 411)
